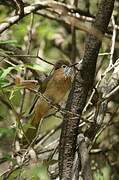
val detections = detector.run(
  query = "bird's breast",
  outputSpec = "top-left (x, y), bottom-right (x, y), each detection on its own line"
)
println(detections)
top-left (43, 77), bottom-right (71, 104)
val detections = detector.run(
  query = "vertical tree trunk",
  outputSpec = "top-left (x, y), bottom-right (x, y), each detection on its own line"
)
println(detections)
top-left (59, 0), bottom-right (115, 179)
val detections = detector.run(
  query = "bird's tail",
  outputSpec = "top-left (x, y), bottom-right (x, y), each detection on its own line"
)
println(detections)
top-left (22, 99), bottom-right (50, 145)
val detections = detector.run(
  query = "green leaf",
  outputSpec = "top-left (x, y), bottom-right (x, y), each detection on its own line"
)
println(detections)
top-left (13, 64), bottom-right (24, 72)
top-left (9, 88), bottom-right (21, 106)
top-left (9, 89), bottom-right (15, 100)
top-left (0, 40), bottom-right (18, 45)
top-left (0, 127), bottom-right (14, 138)
top-left (0, 78), bottom-right (10, 88)
top-left (0, 67), bottom-right (14, 79)
top-left (0, 154), bottom-right (12, 163)
top-left (0, 64), bottom-right (24, 80)
top-left (22, 162), bottom-right (50, 180)
top-left (26, 63), bottom-right (46, 72)
top-left (7, 168), bottom-right (22, 180)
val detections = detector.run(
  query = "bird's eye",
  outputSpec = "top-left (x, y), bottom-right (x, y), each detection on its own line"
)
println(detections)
top-left (62, 64), bottom-right (67, 68)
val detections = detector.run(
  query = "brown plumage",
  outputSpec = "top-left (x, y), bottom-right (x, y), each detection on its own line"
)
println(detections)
top-left (23, 60), bottom-right (73, 144)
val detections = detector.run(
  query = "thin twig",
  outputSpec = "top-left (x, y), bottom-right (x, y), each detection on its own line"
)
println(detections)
top-left (9, 54), bottom-right (55, 66)
top-left (109, 15), bottom-right (116, 67)
top-left (27, 87), bottom-right (80, 118)
top-left (19, 13), bottom-right (34, 114)
top-left (70, 0), bottom-right (78, 63)
top-left (90, 105), bottom-right (119, 151)
top-left (1, 89), bottom-right (30, 145)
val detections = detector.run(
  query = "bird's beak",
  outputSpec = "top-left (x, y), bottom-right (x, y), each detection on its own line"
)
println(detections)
top-left (64, 66), bottom-right (74, 78)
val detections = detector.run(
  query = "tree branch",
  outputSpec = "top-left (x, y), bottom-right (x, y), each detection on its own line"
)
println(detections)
top-left (77, 134), bottom-right (92, 180)
top-left (0, 0), bottom-right (116, 39)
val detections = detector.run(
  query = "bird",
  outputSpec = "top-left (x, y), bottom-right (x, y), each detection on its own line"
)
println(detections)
top-left (22, 60), bottom-right (73, 145)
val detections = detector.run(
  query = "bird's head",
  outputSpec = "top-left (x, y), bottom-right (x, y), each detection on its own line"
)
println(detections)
top-left (54, 60), bottom-right (74, 80)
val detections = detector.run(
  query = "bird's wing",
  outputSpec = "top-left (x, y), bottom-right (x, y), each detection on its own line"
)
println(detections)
top-left (28, 75), bottom-right (52, 114)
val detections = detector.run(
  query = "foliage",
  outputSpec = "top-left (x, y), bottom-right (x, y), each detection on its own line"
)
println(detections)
top-left (0, 0), bottom-right (119, 179)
